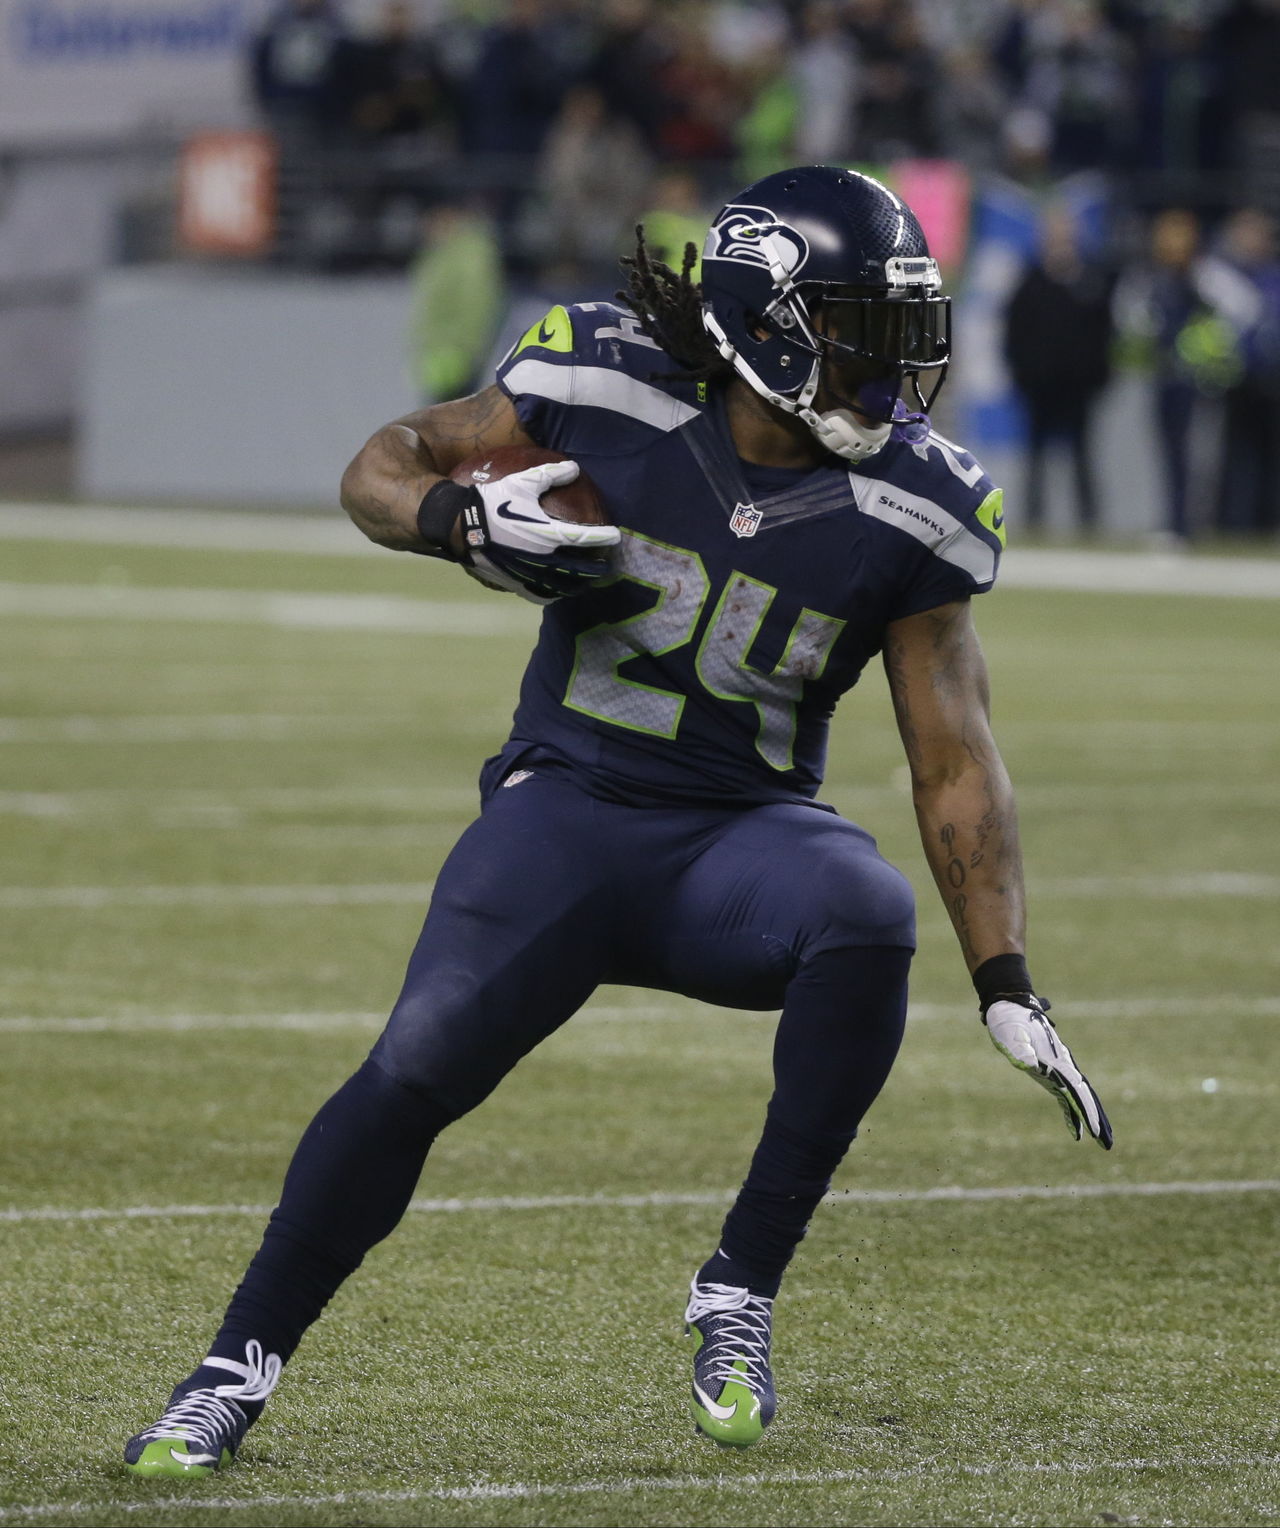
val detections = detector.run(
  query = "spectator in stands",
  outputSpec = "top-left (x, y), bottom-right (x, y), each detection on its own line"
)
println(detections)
top-left (341, 0), bottom-right (449, 146)
top-left (1002, 101), bottom-right (1055, 188)
top-left (732, 50), bottom-right (797, 184)
top-left (1004, 204), bottom-right (1116, 534)
top-left (407, 203), bottom-right (504, 404)
top-left (846, 0), bottom-right (941, 161)
top-left (250, 0), bottom-right (350, 145)
top-left (448, 0), bottom-right (587, 270)
top-left (1113, 208), bottom-right (1253, 542)
top-left (654, 7), bottom-right (738, 168)
top-left (589, 0), bottom-right (674, 158)
top-left (1215, 0), bottom-right (1280, 209)
top-left (791, 1), bottom-right (860, 165)
top-left (533, 85), bottom-right (652, 285)
top-left (1028, 1), bottom-right (1131, 174)
top-left (1130, 14), bottom-right (1229, 192)
top-left (633, 167), bottom-right (708, 277)
top-left (1213, 207), bottom-right (1280, 536)
top-left (935, 43), bottom-right (1008, 174)
top-left (990, 0), bottom-right (1041, 101)
top-left (456, 0), bottom-right (579, 163)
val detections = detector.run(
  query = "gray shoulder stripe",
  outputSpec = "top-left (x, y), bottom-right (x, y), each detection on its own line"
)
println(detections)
top-left (852, 474), bottom-right (997, 585)
top-left (501, 358), bottom-right (700, 433)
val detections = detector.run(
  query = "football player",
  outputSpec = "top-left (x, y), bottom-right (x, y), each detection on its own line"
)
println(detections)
top-left (124, 166), bottom-right (1111, 1472)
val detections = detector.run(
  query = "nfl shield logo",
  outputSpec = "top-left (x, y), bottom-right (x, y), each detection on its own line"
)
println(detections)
top-left (730, 501), bottom-right (762, 538)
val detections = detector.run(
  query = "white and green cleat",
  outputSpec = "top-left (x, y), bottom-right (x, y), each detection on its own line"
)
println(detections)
top-left (123, 1339), bottom-right (281, 1478)
top-left (685, 1279), bottom-right (777, 1448)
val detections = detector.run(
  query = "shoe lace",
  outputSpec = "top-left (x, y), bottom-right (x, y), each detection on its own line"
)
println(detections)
top-left (202, 1339), bottom-right (283, 1403)
top-left (136, 1339), bottom-right (282, 1451)
top-left (685, 1280), bottom-right (773, 1391)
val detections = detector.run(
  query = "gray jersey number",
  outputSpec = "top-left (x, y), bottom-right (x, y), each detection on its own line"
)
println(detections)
top-left (564, 531), bottom-right (710, 738)
top-left (564, 532), bottom-right (844, 768)
top-left (696, 573), bottom-right (845, 769)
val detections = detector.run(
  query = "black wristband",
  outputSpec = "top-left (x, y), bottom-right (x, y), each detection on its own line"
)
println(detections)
top-left (973, 953), bottom-right (1035, 1013)
top-left (415, 479), bottom-right (476, 561)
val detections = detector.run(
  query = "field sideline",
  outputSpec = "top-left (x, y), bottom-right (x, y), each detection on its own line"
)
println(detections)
top-left (1, 508), bottom-right (1278, 1527)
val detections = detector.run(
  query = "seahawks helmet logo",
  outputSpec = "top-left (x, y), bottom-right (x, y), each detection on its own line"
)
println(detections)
top-left (704, 204), bottom-right (809, 276)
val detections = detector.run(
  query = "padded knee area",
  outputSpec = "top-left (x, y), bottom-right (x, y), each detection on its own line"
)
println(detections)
top-left (800, 848), bottom-right (916, 956)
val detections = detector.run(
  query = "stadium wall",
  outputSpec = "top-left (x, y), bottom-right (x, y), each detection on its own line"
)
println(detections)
top-left (79, 264), bottom-right (1164, 533)
top-left (79, 266), bottom-right (417, 506)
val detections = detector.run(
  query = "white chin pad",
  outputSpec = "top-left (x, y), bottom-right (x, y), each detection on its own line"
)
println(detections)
top-left (805, 407), bottom-right (893, 463)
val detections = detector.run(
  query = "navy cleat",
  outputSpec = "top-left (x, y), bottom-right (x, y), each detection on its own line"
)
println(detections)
top-left (685, 1279), bottom-right (777, 1448)
top-left (123, 1339), bottom-right (281, 1477)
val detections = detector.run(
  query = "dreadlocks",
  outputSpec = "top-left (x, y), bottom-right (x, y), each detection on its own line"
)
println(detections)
top-left (616, 225), bottom-right (735, 384)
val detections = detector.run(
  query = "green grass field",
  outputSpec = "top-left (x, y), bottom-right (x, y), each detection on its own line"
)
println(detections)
top-left (1, 518), bottom-right (1277, 1527)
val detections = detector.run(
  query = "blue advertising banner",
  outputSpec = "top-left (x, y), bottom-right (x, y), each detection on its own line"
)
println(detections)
top-left (0, 0), bottom-right (263, 142)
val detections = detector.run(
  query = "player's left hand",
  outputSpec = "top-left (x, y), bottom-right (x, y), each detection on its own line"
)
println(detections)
top-left (983, 996), bottom-right (1114, 1149)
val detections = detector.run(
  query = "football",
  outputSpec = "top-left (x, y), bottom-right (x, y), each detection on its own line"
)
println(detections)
top-left (450, 444), bottom-right (610, 527)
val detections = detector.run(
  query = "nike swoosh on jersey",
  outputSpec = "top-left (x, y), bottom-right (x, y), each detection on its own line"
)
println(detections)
top-left (537, 322), bottom-right (555, 343)
top-left (693, 1380), bottom-right (738, 1421)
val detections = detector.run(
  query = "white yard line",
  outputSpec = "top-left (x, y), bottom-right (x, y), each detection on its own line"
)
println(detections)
top-left (3, 716), bottom-right (1278, 749)
top-left (1000, 546), bottom-right (1280, 599)
top-left (0, 503), bottom-right (377, 555)
top-left (996, 718), bottom-right (1280, 738)
top-left (0, 784), bottom-right (482, 818)
top-left (0, 1011), bottom-right (387, 1034)
top-left (1, 780), bottom-right (1277, 821)
top-left (3, 501), bottom-right (1279, 596)
top-left (0, 581), bottom-right (533, 636)
top-left (0, 714), bottom-right (409, 744)
top-left (1, 1453), bottom-right (1275, 1522)
top-left (1037, 872), bottom-right (1280, 898)
top-left (4, 1178), bottom-right (1277, 1226)
top-left (0, 1005), bottom-right (683, 1034)
top-left (1, 994), bottom-right (1276, 1036)
top-left (1, 871), bottom-right (1276, 911)
top-left (0, 882), bottom-right (435, 909)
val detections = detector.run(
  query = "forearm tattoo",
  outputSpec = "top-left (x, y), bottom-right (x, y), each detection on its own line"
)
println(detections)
top-left (885, 607), bottom-right (1024, 968)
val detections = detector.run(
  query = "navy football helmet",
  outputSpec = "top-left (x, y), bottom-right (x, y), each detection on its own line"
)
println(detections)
top-left (700, 166), bottom-right (950, 462)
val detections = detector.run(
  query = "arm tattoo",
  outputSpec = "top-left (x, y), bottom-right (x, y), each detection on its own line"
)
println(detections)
top-left (940, 821), bottom-right (978, 964)
top-left (419, 387), bottom-right (514, 458)
top-left (885, 602), bottom-right (1025, 970)
top-left (341, 386), bottom-right (526, 550)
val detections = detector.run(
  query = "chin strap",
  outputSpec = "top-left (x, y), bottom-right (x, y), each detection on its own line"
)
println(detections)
top-left (798, 405), bottom-right (893, 463)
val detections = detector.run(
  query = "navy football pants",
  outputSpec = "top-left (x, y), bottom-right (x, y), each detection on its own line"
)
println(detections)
top-left (213, 772), bottom-right (915, 1362)
top-left (375, 771), bottom-right (915, 1119)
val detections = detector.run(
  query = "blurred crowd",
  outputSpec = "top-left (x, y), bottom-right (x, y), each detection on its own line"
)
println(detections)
top-left (243, 0), bottom-right (1280, 540)
top-left (249, 0), bottom-right (1280, 268)
top-left (1005, 200), bottom-right (1280, 541)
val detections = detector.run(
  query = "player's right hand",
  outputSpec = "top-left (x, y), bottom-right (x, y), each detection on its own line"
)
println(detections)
top-left (459, 460), bottom-right (620, 604)
top-left (984, 996), bottom-right (1114, 1149)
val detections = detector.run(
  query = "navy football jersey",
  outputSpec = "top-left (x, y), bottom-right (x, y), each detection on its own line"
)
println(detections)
top-left (490, 301), bottom-right (1005, 808)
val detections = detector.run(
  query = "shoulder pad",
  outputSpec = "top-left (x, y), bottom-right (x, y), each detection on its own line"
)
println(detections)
top-left (497, 302), bottom-right (701, 437)
top-left (854, 430), bottom-right (1005, 589)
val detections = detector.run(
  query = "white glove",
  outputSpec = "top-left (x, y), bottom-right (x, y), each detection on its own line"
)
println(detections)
top-left (985, 997), bottom-right (1114, 1149)
top-left (459, 460), bottom-right (620, 604)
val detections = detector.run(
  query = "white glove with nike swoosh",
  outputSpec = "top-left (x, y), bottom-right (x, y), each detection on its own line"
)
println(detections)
top-left (974, 954), bottom-right (1113, 1149)
top-left (417, 460), bottom-right (620, 604)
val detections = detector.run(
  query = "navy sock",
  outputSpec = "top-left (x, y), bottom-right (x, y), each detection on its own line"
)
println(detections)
top-left (198, 1055), bottom-right (454, 1401)
top-left (700, 1114), bottom-right (854, 1299)
top-left (703, 944), bottom-right (910, 1299)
